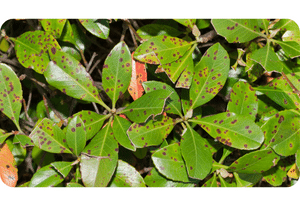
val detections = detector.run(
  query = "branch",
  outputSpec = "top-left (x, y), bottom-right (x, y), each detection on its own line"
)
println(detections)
top-left (198, 30), bottom-right (217, 43)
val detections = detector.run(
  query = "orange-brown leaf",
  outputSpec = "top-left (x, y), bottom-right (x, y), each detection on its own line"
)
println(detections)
top-left (0, 143), bottom-right (18, 187)
top-left (128, 52), bottom-right (147, 100)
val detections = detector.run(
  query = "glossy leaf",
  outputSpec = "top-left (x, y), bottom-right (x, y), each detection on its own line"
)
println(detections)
top-left (0, 129), bottom-right (12, 145)
top-left (282, 30), bottom-right (300, 43)
top-left (134, 35), bottom-right (193, 65)
top-left (29, 118), bottom-right (72, 154)
top-left (152, 143), bottom-right (190, 182)
top-left (79, 19), bottom-right (110, 39)
top-left (121, 89), bottom-right (172, 123)
top-left (219, 175), bottom-right (236, 187)
top-left (202, 173), bottom-right (218, 187)
top-left (13, 134), bottom-right (34, 148)
top-left (257, 19), bottom-right (270, 33)
top-left (72, 110), bottom-right (107, 140)
top-left (228, 149), bottom-right (279, 174)
top-left (189, 43), bottom-right (230, 110)
top-left (127, 115), bottom-right (174, 148)
top-left (227, 81), bottom-right (258, 121)
top-left (128, 52), bottom-right (147, 100)
top-left (112, 115), bottom-right (136, 151)
top-left (45, 49), bottom-right (106, 108)
top-left (109, 160), bottom-right (146, 187)
top-left (174, 19), bottom-right (196, 30)
top-left (66, 116), bottom-right (86, 156)
top-left (180, 127), bottom-right (212, 180)
top-left (67, 182), bottom-right (84, 187)
top-left (81, 124), bottom-right (118, 187)
top-left (137, 24), bottom-right (182, 40)
top-left (262, 166), bottom-right (287, 186)
top-left (287, 163), bottom-right (299, 179)
top-left (212, 19), bottom-right (262, 43)
top-left (51, 161), bottom-right (73, 178)
top-left (40, 19), bottom-right (66, 38)
top-left (103, 41), bottom-right (132, 106)
top-left (143, 81), bottom-right (182, 116)
top-left (273, 19), bottom-right (300, 32)
top-left (0, 63), bottom-right (23, 131)
top-left (144, 167), bottom-right (195, 187)
top-left (274, 40), bottom-right (300, 58)
top-left (14, 30), bottom-right (61, 74)
top-left (234, 172), bottom-right (262, 187)
top-left (189, 112), bottom-right (264, 150)
top-left (261, 110), bottom-right (300, 156)
top-left (0, 143), bottom-right (18, 187)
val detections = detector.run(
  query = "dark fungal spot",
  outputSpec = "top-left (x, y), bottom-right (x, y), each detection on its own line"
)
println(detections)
top-left (51, 47), bottom-right (56, 54)
top-left (71, 128), bottom-right (75, 132)
top-left (278, 115), bottom-right (284, 124)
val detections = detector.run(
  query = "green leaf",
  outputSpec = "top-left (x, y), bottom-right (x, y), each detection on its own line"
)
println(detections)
top-left (109, 160), bottom-right (146, 187)
top-left (202, 173), bottom-right (218, 187)
top-left (262, 165), bottom-right (287, 186)
top-left (174, 19), bottom-right (196, 30)
top-left (261, 110), bottom-right (300, 156)
top-left (144, 167), bottom-right (196, 187)
top-left (228, 149), bottom-right (279, 174)
top-left (189, 43), bottom-right (230, 110)
top-left (66, 183), bottom-right (84, 187)
top-left (79, 19), bottom-right (110, 39)
top-left (127, 115), bottom-right (174, 148)
top-left (137, 24), bottom-right (183, 40)
top-left (0, 37), bottom-right (10, 52)
top-left (282, 30), bottom-right (300, 43)
top-left (121, 89), bottom-right (172, 123)
top-left (112, 115), bottom-right (136, 151)
top-left (196, 19), bottom-right (211, 29)
top-left (189, 112), bottom-right (264, 150)
top-left (0, 63), bottom-right (23, 131)
top-left (51, 161), bottom-right (73, 178)
top-left (13, 134), bottom-right (34, 148)
top-left (233, 172), bottom-right (262, 187)
top-left (66, 116), bottom-right (86, 156)
top-left (72, 110), bottom-right (107, 140)
top-left (227, 81), bottom-right (258, 121)
top-left (219, 175), bottom-right (236, 187)
top-left (273, 19), bottom-right (300, 32)
top-left (0, 129), bottom-right (12, 145)
top-left (251, 42), bottom-right (284, 72)
top-left (143, 81), bottom-right (182, 116)
top-left (134, 35), bottom-right (193, 65)
top-left (29, 164), bottom-right (65, 187)
top-left (175, 58), bottom-right (194, 89)
top-left (152, 143), bottom-right (190, 182)
top-left (40, 19), bottom-right (66, 38)
top-left (103, 41), bottom-right (132, 107)
top-left (257, 19), bottom-right (270, 33)
top-left (80, 124), bottom-right (118, 187)
top-left (274, 40), bottom-right (300, 58)
top-left (180, 126), bottom-right (212, 180)
top-left (29, 118), bottom-right (72, 154)
top-left (45, 49), bottom-right (107, 109)
top-left (13, 30), bottom-right (61, 74)
top-left (297, 149), bottom-right (300, 169)
top-left (212, 19), bottom-right (262, 43)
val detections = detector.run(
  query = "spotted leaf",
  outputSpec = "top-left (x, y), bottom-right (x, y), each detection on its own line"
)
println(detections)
top-left (296, 149), bottom-right (300, 169)
top-left (144, 167), bottom-right (196, 187)
top-left (128, 52), bottom-right (147, 100)
top-left (152, 143), bottom-right (190, 182)
top-left (79, 19), bottom-right (110, 39)
top-left (29, 118), bottom-right (72, 154)
top-left (274, 40), bottom-right (300, 58)
top-left (45, 49), bottom-right (107, 109)
top-left (261, 110), bottom-right (300, 156)
top-left (134, 35), bottom-right (193, 65)
top-left (0, 129), bottom-right (12, 145)
top-left (189, 112), bottom-right (264, 150)
top-left (227, 81), bottom-right (258, 121)
top-left (0, 63), bottom-right (23, 131)
top-left (13, 30), bottom-right (61, 74)
top-left (127, 115), bottom-right (174, 148)
top-left (109, 160), bottom-right (146, 187)
top-left (51, 161), bottom-right (73, 178)
top-left (175, 60), bottom-right (194, 89)
top-left (40, 19), bottom-right (67, 38)
top-left (174, 19), bottom-right (196, 30)
top-left (180, 126), bottom-right (212, 180)
top-left (66, 116), bottom-right (86, 156)
top-left (81, 124), bottom-right (118, 187)
top-left (233, 172), bottom-right (262, 187)
top-left (189, 43), bottom-right (230, 110)
top-left (212, 19), bottom-right (262, 43)
top-left (12, 134), bottom-right (34, 148)
top-left (112, 115), bottom-right (136, 151)
top-left (143, 81), bottom-right (182, 116)
top-left (287, 163), bottom-right (299, 179)
top-left (121, 89), bottom-right (172, 123)
top-left (228, 149), bottom-right (279, 174)
top-left (272, 19), bottom-right (300, 32)
top-left (137, 24), bottom-right (182, 40)
top-left (103, 42), bottom-right (132, 107)
top-left (0, 143), bottom-right (18, 187)
top-left (262, 166), bottom-right (287, 186)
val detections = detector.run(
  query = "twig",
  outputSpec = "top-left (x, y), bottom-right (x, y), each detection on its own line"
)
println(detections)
top-left (86, 52), bottom-right (97, 72)
top-left (42, 95), bottom-right (51, 119)
top-left (92, 102), bottom-right (100, 114)
top-left (128, 27), bottom-right (138, 48)
top-left (22, 99), bottom-right (33, 123)
top-left (24, 150), bottom-right (35, 174)
top-left (89, 58), bottom-right (101, 75)
top-left (123, 19), bottom-right (144, 43)
top-left (79, 49), bottom-right (89, 68)
top-left (198, 30), bottom-right (217, 43)
top-left (120, 21), bottom-right (128, 42)
top-left (36, 151), bottom-right (47, 171)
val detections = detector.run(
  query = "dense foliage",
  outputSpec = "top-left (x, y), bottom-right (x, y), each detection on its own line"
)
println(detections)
top-left (0, 19), bottom-right (300, 187)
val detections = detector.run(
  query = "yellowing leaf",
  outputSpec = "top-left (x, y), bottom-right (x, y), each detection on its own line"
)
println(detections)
top-left (0, 143), bottom-right (18, 187)
top-left (287, 163), bottom-right (299, 179)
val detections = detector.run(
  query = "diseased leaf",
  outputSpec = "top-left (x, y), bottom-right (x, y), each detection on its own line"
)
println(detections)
top-left (29, 118), bottom-right (72, 154)
top-left (189, 43), bottom-right (230, 110)
top-left (51, 161), bottom-right (73, 178)
top-left (273, 19), bottom-right (300, 32)
top-left (212, 19), bottom-right (262, 43)
top-left (0, 63), bottom-right (23, 131)
top-left (282, 30), bottom-right (300, 43)
top-left (152, 143), bottom-right (190, 182)
top-left (274, 40), bottom-right (300, 58)
top-left (109, 160), bottom-right (146, 187)
top-left (228, 149), bottom-right (279, 174)
top-left (262, 166), bottom-right (287, 186)
top-left (287, 163), bottom-right (299, 179)
top-left (202, 173), bottom-right (218, 187)
top-left (128, 52), bottom-right (147, 100)
top-left (0, 130), bottom-right (12, 145)
top-left (175, 59), bottom-right (194, 89)
top-left (174, 19), bottom-right (196, 30)
top-left (296, 149), bottom-right (300, 169)
top-left (66, 182), bottom-right (84, 187)
top-left (189, 112), bottom-right (264, 150)
top-left (137, 24), bottom-right (182, 40)
top-left (66, 116), bottom-right (86, 156)
top-left (0, 143), bottom-right (18, 187)
top-left (121, 89), bottom-right (172, 123)
top-left (219, 175), bottom-right (236, 187)
top-left (13, 134), bottom-right (34, 148)
top-left (257, 19), bottom-right (270, 33)
top-left (40, 19), bottom-right (66, 38)
top-left (79, 19), bottom-right (110, 39)
top-left (227, 81), bottom-right (258, 121)
top-left (180, 126), bottom-right (212, 180)
top-left (234, 172), bottom-right (262, 187)
top-left (134, 35), bottom-right (193, 65)
top-left (103, 41), bottom-right (132, 107)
